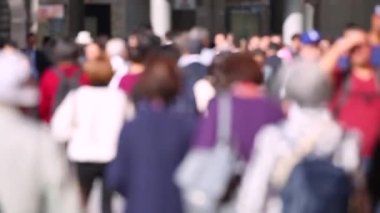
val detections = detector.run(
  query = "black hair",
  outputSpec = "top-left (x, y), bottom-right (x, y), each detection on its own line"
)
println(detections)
top-left (269, 42), bottom-right (281, 52)
top-left (291, 34), bottom-right (301, 41)
top-left (53, 39), bottom-right (79, 63)
top-left (128, 31), bottom-right (161, 63)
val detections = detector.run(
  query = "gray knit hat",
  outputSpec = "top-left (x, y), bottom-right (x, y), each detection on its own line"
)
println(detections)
top-left (275, 58), bottom-right (332, 107)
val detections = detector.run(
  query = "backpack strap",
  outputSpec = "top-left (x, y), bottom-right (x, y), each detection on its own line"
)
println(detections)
top-left (334, 71), bottom-right (352, 117)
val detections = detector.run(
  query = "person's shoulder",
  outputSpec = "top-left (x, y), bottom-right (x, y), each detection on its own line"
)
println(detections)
top-left (255, 124), bottom-right (284, 150)
top-left (40, 68), bottom-right (57, 82)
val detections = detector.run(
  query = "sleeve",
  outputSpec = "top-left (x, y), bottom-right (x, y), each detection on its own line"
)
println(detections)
top-left (50, 91), bottom-right (76, 143)
top-left (38, 129), bottom-right (82, 213)
top-left (106, 123), bottom-right (130, 195)
top-left (237, 126), bottom-right (280, 213)
top-left (192, 99), bottom-right (217, 148)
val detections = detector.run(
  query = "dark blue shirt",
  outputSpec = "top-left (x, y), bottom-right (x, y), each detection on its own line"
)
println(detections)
top-left (107, 102), bottom-right (195, 213)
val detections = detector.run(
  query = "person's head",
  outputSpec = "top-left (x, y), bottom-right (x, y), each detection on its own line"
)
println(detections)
top-left (248, 36), bottom-right (260, 51)
top-left (277, 59), bottom-right (331, 108)
top-left (372, 5), bottom-right (380, 34)
top-left (53, 39), bottom-right (79, 65)
top-left (84, 59), bottom-right (113, 86)
top-left (349, 38), bottom-right (371, 68)
top-left (26, 33), bottom-right (37, 49)
top-left (267, 42), bottom-right (281, 56)
top-left (214, 33), bottom-right (227, 50)
top-left (226, 33), bottom-right (236, 48)
top-left (319, 39), bottom-right (332, 54)
top-left (75, 31), bottom-right (93, 46)
top-left (134, 54), bottom-right (181, 104)
top-left (343, 23), bottom-right (361, 37)
top-left (271, 35), bottom-right (283, 46)
top-left (251, 48), bottom-right (266, 67)
top-left (291, 33), bottom-right (301, 51)
top-left (300, 30), bottom-right (322, 60)
top-left (106, 38), bottom-right (127, 59)
top-left (189, 26), bottom-right (210, 47)
top-left (85, 42), bottom-right (103, 61)
top-left (0, 38), bottom-right (18, 51)
top-left (128, 30), bottom-right (160, 64)
top-left (186, 39), bottom-right (203, 55)
top-left (259, 35), bottom-right (271, 51)
top-left (222, 53), bottom-right (263, 87)
top-left (0, 39), bottom-right (37, 107)
top-left (209, 52), bottom-right (232, 89)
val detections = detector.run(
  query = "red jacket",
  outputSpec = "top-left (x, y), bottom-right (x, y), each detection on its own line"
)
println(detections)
top-left (39, 64), bottom-right (90, 123)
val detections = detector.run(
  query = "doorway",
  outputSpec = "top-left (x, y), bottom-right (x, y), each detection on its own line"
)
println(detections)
top-left (85, 4), bottom-right (111, 37)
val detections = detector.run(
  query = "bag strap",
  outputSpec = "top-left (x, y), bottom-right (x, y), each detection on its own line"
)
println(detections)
top-left (216, 93), bottom-right (232, 146)
top-left (271, 125), bottom-right (324, 189)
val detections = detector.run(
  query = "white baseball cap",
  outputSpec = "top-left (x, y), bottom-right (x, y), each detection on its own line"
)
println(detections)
top-left (75, 31), bottom-right (93, 46)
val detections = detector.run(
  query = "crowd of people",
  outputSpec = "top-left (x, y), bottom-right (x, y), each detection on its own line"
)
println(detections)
top-left (3, 5), bottom-right (380, 213)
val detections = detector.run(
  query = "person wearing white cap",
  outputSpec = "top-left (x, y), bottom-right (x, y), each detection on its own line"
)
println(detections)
top-left (75, 31), bottom-right (94, 46)
top-left (0, 38), bottom-right (82, 213)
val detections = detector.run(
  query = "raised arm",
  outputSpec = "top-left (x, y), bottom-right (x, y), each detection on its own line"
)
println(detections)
top-left (319, 30), bottom-right (367, 74)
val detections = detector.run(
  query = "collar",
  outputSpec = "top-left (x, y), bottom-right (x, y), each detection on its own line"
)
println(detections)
top-left (178, 54), bottom-right (202, 68)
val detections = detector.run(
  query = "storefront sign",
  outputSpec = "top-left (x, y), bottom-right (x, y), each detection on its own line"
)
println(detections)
top-left (38, 4), bottom-right (64, 21)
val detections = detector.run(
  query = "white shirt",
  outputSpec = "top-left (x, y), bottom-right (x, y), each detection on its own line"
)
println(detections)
top-left (193, 78), bottom-right (215, 113)
top-left (51, 86), bottom-right (134, 163)
top-left (108, 56), bottom-right (129, 89)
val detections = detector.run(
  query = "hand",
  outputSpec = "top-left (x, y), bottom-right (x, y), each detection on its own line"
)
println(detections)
top-left (343, 29), bottom-right (368, 50)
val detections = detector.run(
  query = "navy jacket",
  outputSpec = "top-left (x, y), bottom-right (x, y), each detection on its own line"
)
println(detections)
top-left (107, 102), bottom-right (195, 213)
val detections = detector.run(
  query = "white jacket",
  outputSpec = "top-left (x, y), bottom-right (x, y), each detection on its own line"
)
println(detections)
top-left (51, 86), bottom-right (133, 163)
top-left (237, 105), bottom-right (360, 213)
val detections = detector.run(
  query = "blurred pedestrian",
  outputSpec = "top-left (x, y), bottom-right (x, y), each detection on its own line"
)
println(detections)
top-left (278, 34), bottom-right (301, 61)
top-left (51, 46), bottom-right (131, 212)
top-left (119, 31), bottom-right (158, 95)
top-left (263, 42), bottom-right (282, 86)
top-left (238, 59), bottom-right (360, 213)
top-left (39, 39), bottom-right (90, 123)
top-left (193, 52), bottom-right (283, 164)
top-left (299, 30), bottom-right (322, 61)
top-left (319, 38), bottom-right (332, 55)
top-left (248, 36), bottom-right (260, 52)
top-left (189, 27), bottom-right (215, 66)
top-left (193, 52), bottom-right (231, 113)
top-left (0, 38), bottom-right (82, 213)
top-left (107, 55), bottom-right (195, 213)
top-left (251, 48), bottom-right (266, 68)
top-left (106, 38), bottom-right (129, 89)
top-left (23, 33), bottom-right (51, 80)
top-left (321, 28), bottom-right (380, 162)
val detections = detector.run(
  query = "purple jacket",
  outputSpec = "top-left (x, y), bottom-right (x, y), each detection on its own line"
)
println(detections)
top-left (193, 95), bottom-right (284, 161)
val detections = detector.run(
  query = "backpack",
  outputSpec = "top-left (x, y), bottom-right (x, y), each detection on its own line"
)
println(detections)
top-left (281, 158), bottom-right (352, 213)
top-left (51, 68), bottom-right (82, 114)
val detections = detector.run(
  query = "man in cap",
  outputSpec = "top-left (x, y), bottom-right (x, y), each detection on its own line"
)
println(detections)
top-left (298, 29), bottom-right (322, 61)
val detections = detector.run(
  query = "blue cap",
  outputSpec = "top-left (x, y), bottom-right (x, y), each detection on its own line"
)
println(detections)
top-left (301, 30), bottom-right (321, 45)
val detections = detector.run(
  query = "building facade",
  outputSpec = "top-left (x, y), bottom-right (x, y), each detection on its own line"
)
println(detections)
top-left (2, 0), bottom-right (380, 47)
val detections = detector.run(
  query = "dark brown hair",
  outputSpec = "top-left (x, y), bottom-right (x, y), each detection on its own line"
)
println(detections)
top-left (134, 54), bottom-right (181, 104)
top-left (222, 53), bottom-right (263, 86)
